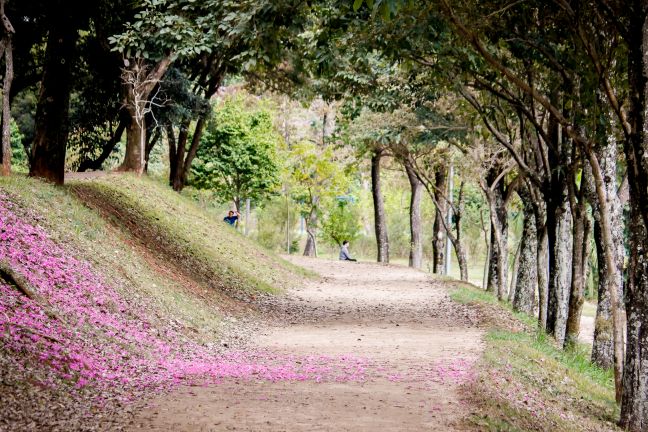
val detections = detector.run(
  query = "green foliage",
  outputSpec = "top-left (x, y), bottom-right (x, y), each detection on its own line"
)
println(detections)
top-left (254, 195), bottom-right (298, 252)
top-left (10, 120), bottom-right (28, 173)
top-left (191, 96), bottom-right (282, 208)
top-left (320, 200), bottom-right (361, 247)
top-left (108, 0), bottom-right (216, 60)
top-left (288, 139), bottom-right (350, 218)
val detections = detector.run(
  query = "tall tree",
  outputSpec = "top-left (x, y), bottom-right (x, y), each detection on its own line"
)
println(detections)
top-left (29, 1), bottom-right (85, 184)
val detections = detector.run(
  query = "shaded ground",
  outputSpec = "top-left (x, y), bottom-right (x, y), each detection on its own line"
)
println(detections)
top-left (127, 258), bottom-right (484, 431)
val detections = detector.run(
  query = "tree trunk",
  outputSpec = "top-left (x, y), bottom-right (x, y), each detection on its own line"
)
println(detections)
top-left (77, 114), bottom-right (128, 172)
top-left (119, 57), bottom-right (172, 174)
top-left (591, 220), bottom-right (614, 369)
top-left (1, 36), bottom-right (13, 176)
top-left (452, 182), bottom-right (469, 281)
top-left (121, 104), bottom-right (145, 173)
top-left (167, 124), bottom-right (178, 182)
top-left (29, 16), bottom-right (79, 184)
top-left (546, 193), bottom-right (573, 347)
top-left (565, 189), bottom-right (587, 348)
top-left (508, 240), bottom-right (521, 303)
top-left (513, 191), bottom-right (538, 315)
top-left (619, 8), bottom-right (648, 426)
top-left (171, 117), bottom-right (206, 191)
top-left (303, 206), bottom-right (318, 257)
top-left (485, 167), bottom-right (508, 299)
top-left (537, 225), bottom-right (549, 328)
top-left (405, 162), bottom-right (423, 269)
top-left (143, 127), bottom-right (160, 172)
top-left (432, 164), bottom-right (447, 273)
top-left (587, 113), bottom-right (625, 371)
top-left (371, 150), bottom-right (389, 263)
top-left (170, 120), bottom-right (189, 188)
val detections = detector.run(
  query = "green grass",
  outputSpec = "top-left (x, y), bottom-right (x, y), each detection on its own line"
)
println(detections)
top-left (582, 301), bottom-right (597, 318)
top-left (450, 283), bottom-right (619, 431)
top-left (68, 174), bottom-right (310, 294)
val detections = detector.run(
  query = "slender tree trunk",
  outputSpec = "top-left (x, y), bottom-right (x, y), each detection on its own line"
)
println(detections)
top-left (371, 149), bottom-right (389, 263)
top-left (565, 191), bottom-right (587, 348)
top-left (1, 36), bottom-right (13, 176)
top-left (514, 190), bottom-right (538, 315)
top-left (432, 164), bottom-right (448, 273)
top-left (143, 127), bottom-right (160, 172)
top-left (172, 116), bottom-right (206, 191)
top-left (484, 168), bottom-right (508, 299)
top-left (546, 195), bottom-right (573, 347)
top-left (405, 163), bottom-right (423, 269)
top-left (30, 16), bottom-right (79, 184)
top-left (77, 115), bottom-right (128, 172)
top-left (536, 226), bottom-right (549, 327)
top-left (170, 120), bottom-right (189, 189)
top-left (591, 220), bottom-right (614, 369)
top-left (303, 205), bottom-right (318, 257)
top-left (508, 240), bottom-right (521, 303)
top-left (167, 124), bottom-right (178, 183)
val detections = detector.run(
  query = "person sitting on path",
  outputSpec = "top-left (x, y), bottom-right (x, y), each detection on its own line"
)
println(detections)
top-left (223, 210), bottom-right (239, 226)
top-left (339, 240), bottom-right (357, 262)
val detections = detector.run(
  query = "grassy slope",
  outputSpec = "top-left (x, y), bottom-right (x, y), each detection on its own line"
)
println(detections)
top-left (1, 174), bottom-right (306, 340)
top-left (69, 174), bottom-right (310, 293)
top-left (0, 174), bottom-right (310, 430)
top-left (450, 283), bottom-right (618, 432)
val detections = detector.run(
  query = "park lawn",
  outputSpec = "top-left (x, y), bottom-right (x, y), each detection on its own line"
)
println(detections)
top-left (450, 282), bottom-right (619, 432)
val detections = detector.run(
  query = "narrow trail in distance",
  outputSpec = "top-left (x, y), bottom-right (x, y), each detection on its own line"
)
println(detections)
top-left (128, 257), bottom-right (484, 431)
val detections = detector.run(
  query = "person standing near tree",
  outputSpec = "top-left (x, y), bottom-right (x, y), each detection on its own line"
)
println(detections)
top-left (339, 240), bottom-right (357, 262)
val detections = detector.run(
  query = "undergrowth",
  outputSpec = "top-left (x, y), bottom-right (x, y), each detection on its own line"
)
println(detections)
top-left (451, 283), bottom-right (619, 432)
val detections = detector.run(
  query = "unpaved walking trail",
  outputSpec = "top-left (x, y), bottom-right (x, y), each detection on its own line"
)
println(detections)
top-left (128, 258), bottom-right (484, 431)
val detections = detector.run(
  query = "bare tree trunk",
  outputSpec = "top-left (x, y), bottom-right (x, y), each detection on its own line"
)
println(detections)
top-left (432, 164), bottom-right (447, 273)
top-left (371, 149), bottom-right (389, 263)
top-left (143, 127), bottom-right (160, 172)
top-left (77, 114), bottom-right (128, 172)
top-left (303, 206), bottom-right (318, 257)
top-left (0, 4), bottom-right (13, 176)
top-left (30, 15), bottom-right (79, 184)
top-left (546, 196), bottom-right (573, 346)
top-left (619, 9), bottom-right (648, 426)
top-left (405, 162), bottom-right (423, 269)
top-left (537, 226), bottom-right (549, 328)
top-left (484, 167), bottom-right (508, 300)
top-left (588, 118), bottom-right (625, 370)
top-left (169, 120), bottom-right (189, 188)
top-left (513, 188), bottom-right (538, 315)
top-left (121, 104), bottom-right (146, 173)
top-left (565, 185), bottom-right (587, 348)
top-left (591, 220), bottom-right (614, 368)
top-left (172, 117), bottom-right (206, 191)
top-left (508, 239), bottom-right (521, 303)
top-left (119, 57), bottom-right (172, 174)
top-left (453, 182), bottom-right (469, 281)
top-left (167, 124), bottom-right (178, 182)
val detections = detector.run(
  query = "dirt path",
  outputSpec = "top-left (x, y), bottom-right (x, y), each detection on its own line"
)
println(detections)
top-left (127, 258), bottom-right (484, 431)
